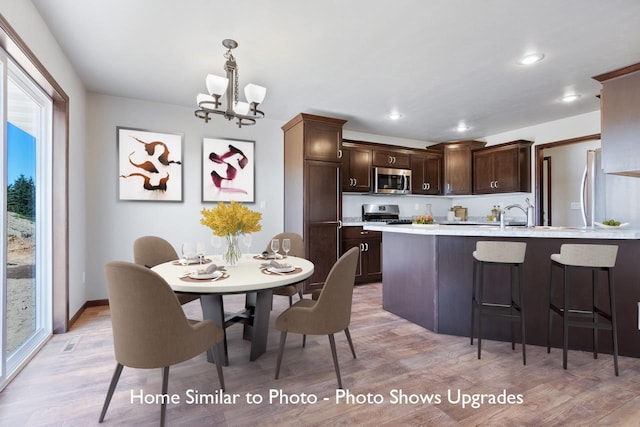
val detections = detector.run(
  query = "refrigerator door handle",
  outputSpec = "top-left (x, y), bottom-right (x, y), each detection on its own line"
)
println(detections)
top-left (580, 165), bottom-right (588, 227)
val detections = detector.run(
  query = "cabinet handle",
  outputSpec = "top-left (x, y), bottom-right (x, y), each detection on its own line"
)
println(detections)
top-left (392, 156), bottom-right (396, 164)
top-left (388, 155), bottom-right (392, 164)
top-left (495, 180), bottom-right (499, 188)
top-left (426, 183), bottom-right (430, 190)
top-left (338, 149), bottom-right (343, 159)
top-left (353, 178), bottom-right (357, 186)
top-left (359, 243), bottom-right (364, 252)
top-left (360, 230), bottom-right (369, 235)
top-left (364, 242), bottom-right (369, 251)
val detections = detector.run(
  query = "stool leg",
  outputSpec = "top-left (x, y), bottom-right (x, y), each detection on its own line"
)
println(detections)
top-left (518, 263), bottom-right (526, 365)
top-left (592, 269), bottom-right (599, 360)
top-left (477, 262), bottom-right (484, 360)
top-left (547, 263), bottom-right (555, 353)
top-left (563, 265), bottom-right (569, 370)
top-left (470, 260), bottom-right (477, 345)
top-left (510, 265), bottom-right (515, 351)
top-left (608, 268), bottom-right (619, 376)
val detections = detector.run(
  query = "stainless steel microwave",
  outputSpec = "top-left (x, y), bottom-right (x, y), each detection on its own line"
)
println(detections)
top-left (373, 167), bottom-right (412, 194)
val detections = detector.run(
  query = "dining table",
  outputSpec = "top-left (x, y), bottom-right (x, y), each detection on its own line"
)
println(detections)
top-left (151, 254), bottom-right (314, 365)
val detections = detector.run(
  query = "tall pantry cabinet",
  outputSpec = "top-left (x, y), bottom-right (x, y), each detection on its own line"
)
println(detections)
top-left (282, 113), bottom-right (347, 292)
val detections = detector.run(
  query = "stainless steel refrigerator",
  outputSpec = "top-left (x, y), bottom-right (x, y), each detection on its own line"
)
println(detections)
top-left (580, 149), bottom-right (606, 227)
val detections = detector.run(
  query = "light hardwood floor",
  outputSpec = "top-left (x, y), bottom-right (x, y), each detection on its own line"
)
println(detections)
top-left (1, 283), bottom-right (639, 426)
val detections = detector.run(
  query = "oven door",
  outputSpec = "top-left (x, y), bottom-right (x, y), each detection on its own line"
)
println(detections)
top-left (374, 167), bottom-right (412, 194)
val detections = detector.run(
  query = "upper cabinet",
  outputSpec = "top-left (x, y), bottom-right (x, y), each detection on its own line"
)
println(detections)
top-left (429, 141), bottom-right (486, 195)
top-left (371, 148), bottom-right (410, 169)
top-left (341, 141), bottom-right (372, 192)
top-left (593, 63), bottom-right (640, 177)
top-left (472, 140), bottom-right (532, 194)
top-left (410, 151), bottom-right (442, 195)
top-left (282, 113), bottom-right (346, 163)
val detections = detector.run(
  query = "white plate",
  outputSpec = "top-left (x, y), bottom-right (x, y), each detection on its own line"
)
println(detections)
top-left (259, 253), bottom-right (283, 259)
top-left (180, 257), bottom-right (204, 265)
top-left (595, 222), bottom-right (629, 229)
top-left (267, 265), bottom-right (295, 273)
top-left (190, 271), bottom-right (223, 280)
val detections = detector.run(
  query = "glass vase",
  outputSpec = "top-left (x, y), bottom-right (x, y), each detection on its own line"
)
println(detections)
top-left (223, 233), bottom-right (242, 266)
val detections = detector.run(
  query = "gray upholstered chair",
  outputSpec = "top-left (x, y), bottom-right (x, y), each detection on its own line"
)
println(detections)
top-left (274, 246), bottom-right (359, 389)
top-left (267, 232), bottom-right (305, 306)
top-left (133, 235), bottom-right (199, 306)
top-left (100, 261), bottom-right (225, 426)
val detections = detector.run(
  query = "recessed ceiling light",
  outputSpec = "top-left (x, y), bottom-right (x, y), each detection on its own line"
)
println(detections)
top-left (518, 53), bottom-right (545, 65)
top-left (561, 94), bottom-right (582, 103)
top-left (456, 123), bottom-right (470, 132)
top-left (388, 112), bottom-right (402, 120)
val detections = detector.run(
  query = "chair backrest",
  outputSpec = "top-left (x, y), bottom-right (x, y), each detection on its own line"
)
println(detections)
top-left (265, 232), bottom-right (304, 257)
top-left (104, 261), bottom-right (210, 369)
top-left (133, 236), bottom-right (179, 268)
top-left (473, 241), bottom-right (526, 264)
top-left (556, 243), bottom-right (618, 268)
top-left (309, 246), bottom-right (359, 333)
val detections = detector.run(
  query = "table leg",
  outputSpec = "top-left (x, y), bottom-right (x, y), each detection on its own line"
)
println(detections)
top-left (243, 292), bottom-right (257, 341)
top-left (249, 289), bottom-right (273, 361)
top-left (199, 294), bottom-right (229, 366)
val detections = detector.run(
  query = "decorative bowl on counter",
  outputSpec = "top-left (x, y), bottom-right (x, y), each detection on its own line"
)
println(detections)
top-left (595, 221), bottom-right (629, 229)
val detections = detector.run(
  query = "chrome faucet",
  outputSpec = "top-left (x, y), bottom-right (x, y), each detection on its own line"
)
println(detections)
top-left (501, 198), bottom-right (534, 229)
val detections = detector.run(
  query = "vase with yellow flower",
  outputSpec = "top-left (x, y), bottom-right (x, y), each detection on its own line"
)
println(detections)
top-left (200, 201), bottom-right (262, 266)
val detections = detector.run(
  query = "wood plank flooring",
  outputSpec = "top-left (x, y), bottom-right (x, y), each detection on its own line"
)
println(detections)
top-left (1, 283), bottom-right (639, 426)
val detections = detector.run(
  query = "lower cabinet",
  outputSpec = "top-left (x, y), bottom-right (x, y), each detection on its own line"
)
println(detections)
top-left (342, 226), bottom-right (382, 284)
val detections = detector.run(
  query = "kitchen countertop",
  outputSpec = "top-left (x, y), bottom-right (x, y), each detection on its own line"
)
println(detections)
top-left (363, 223), bottom-right (640, 239)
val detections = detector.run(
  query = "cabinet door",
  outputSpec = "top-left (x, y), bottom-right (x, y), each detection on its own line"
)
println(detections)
top-left (423, 152), bottom-right (442, 195)
top-left (444, 145), bottom-right (472, 195)
top-left (304, 122), bottom-right (342, 162)
top-left (361, 236), bottom-right (382, 282)
top-left (492, 147), bottom-right (519, 192)
top-left (372, 150), bottom-right (410, 168)
top-left (472, 150), bottom-right (494, 194)
top-left (410, 154), bottom-right (426, 194)
top-left (305, 161), bottom-right (340, 291)
top-left (342, 238), bottom-right (363, 280)
top-left (341, 146), bottom-right (372, 192)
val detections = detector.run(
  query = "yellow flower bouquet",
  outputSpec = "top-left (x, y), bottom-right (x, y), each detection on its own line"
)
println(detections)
top-left (201, 201), bottom-right (262, 265)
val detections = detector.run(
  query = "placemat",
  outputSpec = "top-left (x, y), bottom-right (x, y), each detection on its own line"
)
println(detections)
top-left (172, 258), bottom-right (213, 266)
top-left (179, 273), bottom-right (229, 283)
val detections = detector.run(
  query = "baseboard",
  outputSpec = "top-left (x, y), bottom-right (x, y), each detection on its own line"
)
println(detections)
top-left (67, 299), bottom-right (109, 329)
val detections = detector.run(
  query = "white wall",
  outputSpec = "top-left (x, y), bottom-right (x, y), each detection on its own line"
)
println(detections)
top-left (1, 1), bottom-right (88, 316)
top-left (85, 94), bottom-right (286, 300)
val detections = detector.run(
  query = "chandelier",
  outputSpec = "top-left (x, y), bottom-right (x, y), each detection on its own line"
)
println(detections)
top-left (195, 39), bottom-right (266, 127)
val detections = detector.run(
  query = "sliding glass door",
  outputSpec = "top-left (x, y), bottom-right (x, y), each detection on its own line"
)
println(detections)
top-left (1, 49), bottom-right (53, 390)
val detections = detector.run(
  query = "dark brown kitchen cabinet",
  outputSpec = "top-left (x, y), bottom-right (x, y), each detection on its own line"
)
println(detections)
top-left (472, 140), bottom-right (532, 194)
top-left (429, 140), bottom-right (485, 195)
top-left (372, 149), bottom-right (410, 169)
top-left (410, 151), bottom-right (442, 195)
top-left (342, 226), bottom-right (382, 284)
top-left (593, 63), bottom-right (640, 177)
top-left (282, 113), bottom-right (347, 293)
top-left (340, 142), bottom-right (372, 192)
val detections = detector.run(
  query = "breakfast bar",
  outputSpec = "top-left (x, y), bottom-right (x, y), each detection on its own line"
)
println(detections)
top-left (364, 223), bottom-right (640, 357)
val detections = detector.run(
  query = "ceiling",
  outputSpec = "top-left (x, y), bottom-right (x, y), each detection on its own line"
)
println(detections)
top-left (32, 0), bottom-right (640, 143)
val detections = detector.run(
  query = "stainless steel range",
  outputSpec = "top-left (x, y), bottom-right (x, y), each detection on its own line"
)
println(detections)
top-left (361, 204), bottom-right (412, 224)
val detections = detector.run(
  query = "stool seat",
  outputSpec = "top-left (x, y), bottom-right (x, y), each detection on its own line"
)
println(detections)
top-left (547, 243), bottom-right (619, 375)
top-left (550, 244), bottom-right (617, 268)
top-left (470, 241), bottom-right (527, 365)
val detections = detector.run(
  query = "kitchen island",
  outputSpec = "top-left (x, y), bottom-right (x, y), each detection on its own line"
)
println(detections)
top-left (363, 223), bottom-right (640, 358)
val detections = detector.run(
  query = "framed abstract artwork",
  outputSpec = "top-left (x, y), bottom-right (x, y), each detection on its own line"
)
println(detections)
top-left (117, 127), bottom-right (183, 201)
top-left (202, 138), bottom-right (255, 202)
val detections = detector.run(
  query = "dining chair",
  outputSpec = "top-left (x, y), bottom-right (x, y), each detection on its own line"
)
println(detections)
top-left (133, 235), bottom-right (199, 306)
top-left (274, 246), bottom-right (359, 389)
top-left (267, 232), bottom-right (305, 306)
top-left (100, 261), bottom-right (225, 426)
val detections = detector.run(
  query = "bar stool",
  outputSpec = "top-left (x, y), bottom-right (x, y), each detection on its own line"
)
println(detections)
top-left (470, 241), bottom-right (527, 364)
top-left (546, 244), bottom-right (619, 375)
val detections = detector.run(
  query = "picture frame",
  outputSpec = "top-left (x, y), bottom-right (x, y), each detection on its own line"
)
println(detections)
top-left (117, 127), bottom-right (183, 201)
top-left (202, 138), bottom-right (255, 202)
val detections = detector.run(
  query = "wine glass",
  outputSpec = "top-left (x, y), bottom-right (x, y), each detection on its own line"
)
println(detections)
top-left (196, 241), bottom-right (206, 264)
top-left (282, 238), bottom-right (291, 258)
top-left (211, 236), bottom-right (222, 260)
top-left (270, 239), bottom-right (280, 258)
top-left (181, 242), bottom-right (195, 265)
top-left (243, 233), bottom-right (252, 257)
